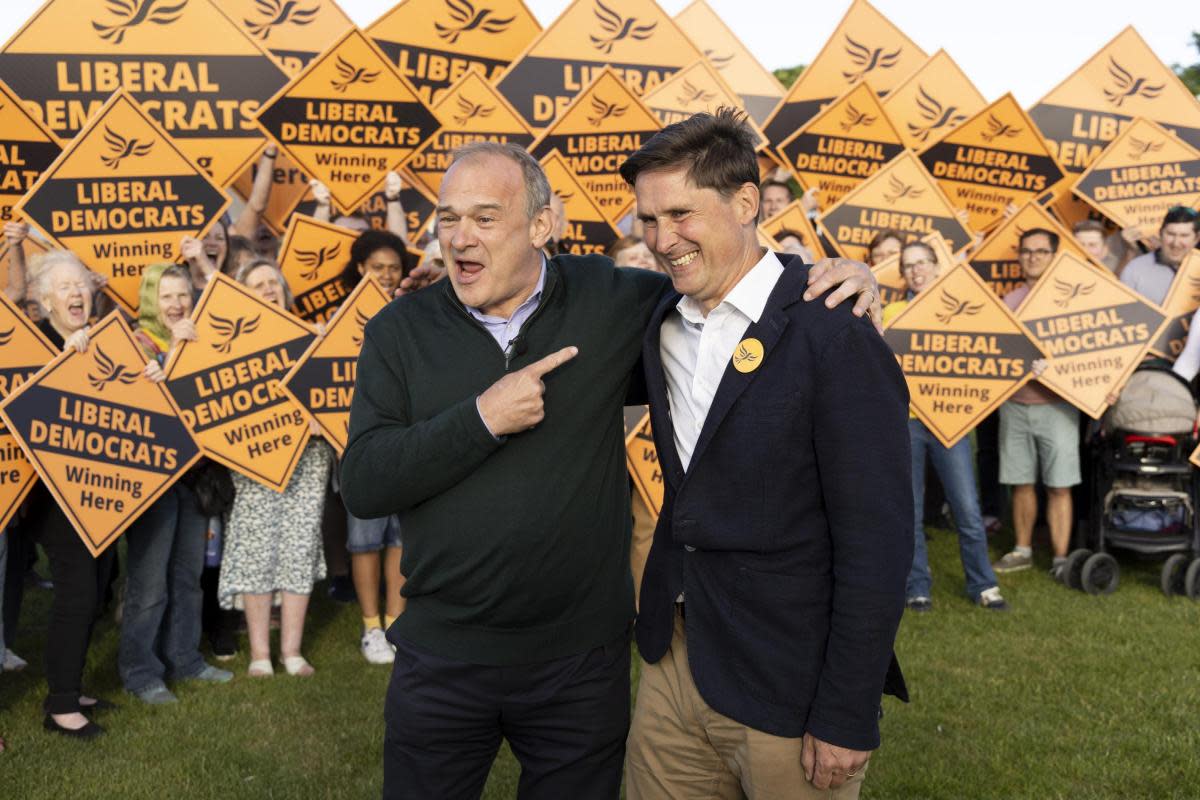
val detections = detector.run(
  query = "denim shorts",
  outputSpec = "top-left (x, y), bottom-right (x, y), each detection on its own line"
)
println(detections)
top-left (346, 513), bottom-right (402, 553)
top-left (999, 400), bottom-right (1082, 488)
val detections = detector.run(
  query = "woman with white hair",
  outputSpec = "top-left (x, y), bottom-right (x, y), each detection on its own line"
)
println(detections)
top-left (24, 250), bottom-right (118, 737)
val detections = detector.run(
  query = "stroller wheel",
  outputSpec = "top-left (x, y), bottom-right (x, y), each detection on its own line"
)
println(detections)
top-left (1081, 553), bottom-right (1119, 595)
top-left (1161, 554), bottom-right (1189, 597)
top-left (1185, 559), bottom-right (1200, 601)
top-left (1064, 549), bottom-right (1092, 590)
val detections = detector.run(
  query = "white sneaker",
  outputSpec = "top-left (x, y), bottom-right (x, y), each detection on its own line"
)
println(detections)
top-left (361, 628), bottom-right (395, 665)
top-left (3, 648), bottom-right (28, 671)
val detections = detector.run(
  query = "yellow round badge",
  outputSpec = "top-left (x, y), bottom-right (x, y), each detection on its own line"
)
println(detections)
top-left (732, 338), bottom-right (764, 373)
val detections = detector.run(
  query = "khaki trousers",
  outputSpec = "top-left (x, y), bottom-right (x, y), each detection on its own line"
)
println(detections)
top-left (626, 611), bottom-right (867, 800)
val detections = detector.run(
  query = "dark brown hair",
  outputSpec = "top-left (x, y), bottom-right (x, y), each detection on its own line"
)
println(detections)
top-left (618, 108), bottom-right (759, 196)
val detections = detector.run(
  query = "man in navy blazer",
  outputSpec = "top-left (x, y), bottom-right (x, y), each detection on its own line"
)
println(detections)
top-left (621, 110), bottom-right (913, 799)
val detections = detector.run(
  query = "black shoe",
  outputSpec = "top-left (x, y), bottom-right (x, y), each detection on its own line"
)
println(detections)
top-left (79, 698), bottom-right (118, 714)
top-left (905, 596), bottom-right (933, 613)
top-left (326, 575), bottom-right (356, 604)
top-left (43, 715), bottom-right (104, 739)
top-left (210, 629), bottom-right (239, 661)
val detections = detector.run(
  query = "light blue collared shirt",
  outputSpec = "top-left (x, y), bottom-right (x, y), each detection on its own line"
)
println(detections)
top-left (465, 260), bottom-right (547, 352)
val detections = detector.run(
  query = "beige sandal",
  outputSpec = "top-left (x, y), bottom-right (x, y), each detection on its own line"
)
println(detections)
top-left (281, 655), bottom-right (314, 677)
top-left (247, 659), bottom-right (274, 678)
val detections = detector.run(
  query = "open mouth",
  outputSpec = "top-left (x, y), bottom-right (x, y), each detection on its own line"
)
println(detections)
top-left (455, 259), bottom-right (485, 284)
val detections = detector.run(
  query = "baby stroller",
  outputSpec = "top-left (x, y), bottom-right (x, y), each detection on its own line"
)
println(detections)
top-left (1068, 362), bottom-right (1200, 596)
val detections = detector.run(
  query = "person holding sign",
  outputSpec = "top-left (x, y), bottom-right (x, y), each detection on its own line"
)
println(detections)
top-left (342, 139), bottom-right (879, 798)
top-left (993, 229), bottom-right (1079, 577)
top-left (24, 251), bottom-right (116, 737)
top-left (218, 259), bottom-right (331, 678)
top-left (621, 110), bottom-right (910, 800)
top-left (119, 264), bottom-right (234, 704)
top-left (1119, 206), bottom-right (1200, 305)
top-left (882, 242), bottom-right (1010, 613)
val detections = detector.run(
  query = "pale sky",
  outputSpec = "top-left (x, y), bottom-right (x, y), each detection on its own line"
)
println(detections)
top-left (1, 0), bottom-right (1196, 106)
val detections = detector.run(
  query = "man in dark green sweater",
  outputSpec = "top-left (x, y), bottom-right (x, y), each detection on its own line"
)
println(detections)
top-left (341, 141), bottom-right (878, 800)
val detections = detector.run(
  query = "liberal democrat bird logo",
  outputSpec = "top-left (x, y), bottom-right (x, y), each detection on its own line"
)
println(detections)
top-left (1127, 136), bottom-right (1164, 161)
top-left (209, 314), bottom-right (261, 355)
top-left (1103, 57), bottom-right (1164, 108)
top-left (588, 96), bottom-right (628, 127)
top-left (351, 307), bottom-right (371, 347)
top-left (1053, 279), bottom-right (1095, 308)
top-left (331, 56), bottom-right (380, 93)
top-left (93, 0), bottom-right (187, 45)
top-left (907, 86), bottom-right (967, 144)
top-left (295, 243), bottom-right (342, 281)
top-left (244, 0), bottom-right (319, 41)
top-left (883, 175), bottom-right (924, 204)
top-left (101, 126), bottom-right (154, 170)
top-left (0, 328), bottom-right (13, 347)
top-left (453, 96), bottom-right (495, 126)
top-left (87, 346), bottom-right (140, 392)
top-left (434, 0), bottom-right (515, 45)
top-left (981, 114), bottom-right (1021, 143)
top-left (840, 102), bottom-right (876, 132)
top-left (677, 80), bottom-right (715, 108)
top-left (704, 49), bottom-right (734, 70)
top-left (841, 35), bottom-right (901, 85)
top-left (590, 0), bottom-right (656, 55)
top-left (731, 337), bottom-right (763, 373)
top-left (936, 290), bottom-right (984, 324)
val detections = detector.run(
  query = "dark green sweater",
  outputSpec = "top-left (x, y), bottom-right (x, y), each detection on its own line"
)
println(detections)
top-left (341, 254), bottom-right (669, 665)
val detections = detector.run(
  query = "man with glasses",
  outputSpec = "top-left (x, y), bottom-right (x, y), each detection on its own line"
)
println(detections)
top-left (883, 242), bottom-right (1010, 611)
top-left (1119, 206), bottom-right (1200, 304)
top-left (991, 228), bottom-right (1078, 577)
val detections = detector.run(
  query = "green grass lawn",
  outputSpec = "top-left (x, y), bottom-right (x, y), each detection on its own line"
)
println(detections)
top-left (2, 527), bottom-right (1199, 799)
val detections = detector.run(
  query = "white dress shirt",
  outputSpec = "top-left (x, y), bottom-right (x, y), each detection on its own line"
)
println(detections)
top-left (660, 250), bottom-right (785, 472)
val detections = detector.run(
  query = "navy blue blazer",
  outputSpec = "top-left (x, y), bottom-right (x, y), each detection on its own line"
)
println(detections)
top-left (636, 255), bottom-right (913, 751)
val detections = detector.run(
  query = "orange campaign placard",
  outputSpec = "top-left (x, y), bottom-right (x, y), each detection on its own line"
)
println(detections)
top-left (0, 235), bottom-right (48, 295)
top-left (163, 273), bottom-right (316, 491)
top-left (0, 77), bottom-right (62, 226)
top-left (0, 291), bottom-right (57, 533)
top-left (1029, 27), bottom-right (1200, 175)
top-left (818, 150), bottom-right (973, 262)
top-left (541, 150), bottom-right (622, 256)
top-left (777, 81), bottom-right (906, 211)
top-left (406, 69), bottom-right (537, 198)
top-left (1016, 251), bottom-right (1167, 419)
top-left (673, 0), bottom-right (784, 125)
top-left (15, 91), bottom-right (231, 315)
top-left (872, 232), bottom-right (959, 307)
top-left (0, 0), bottom-right (291, 188)
top-left (918, 93), bottom-right (1068, 232)
top-left (496, 0), bottom-right (704, 128)
top-left (761, 199), bottom-right (824, 261)
top-left (883, 262), bottom-right (1045, 448)
top-left (281, 276), bottom-right (389, 455)
top-left (1148, 252), bottom-right (1200, 360)
top-left (0, 312), bottom-right (202, 555)
top-left (1071, 118), bottom-right (1200, 236)
top-left (757, 226), bottom-right (780, 251)
top-left (883, 49), bottom-right (986, 151)
top-left (291, 167), bottom-right (438, 247)
top-left (968, 201), bottom-right (1097, 298)
top-left (640, 59), bottom-right (768, 148)
top-left (529, 66), bottom-right (663, 224)
top-left (625, 407), bottom-right (662, 516)
top-left (760, 0), bottom-right (925, 150)
top-left (367, 0), bottom-right (542, 105)
top-left (255, 27), bottom-right (443, 215)
top-left (275, 214), bottom-right (361, 323)
top-left (215, 0), bottom-right (354, 76)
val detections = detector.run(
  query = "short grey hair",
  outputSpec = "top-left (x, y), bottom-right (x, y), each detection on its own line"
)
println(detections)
top-left (449, 142), bottom-right (552, 220)
top-left (31, 250), bottom-right (91, 315)
top-left (234, 257), bottom-right (294, 309)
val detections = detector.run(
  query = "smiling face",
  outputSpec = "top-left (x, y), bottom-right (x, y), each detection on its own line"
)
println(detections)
top-left (43, 260), bottom-right (92, 334)
top-left (760, 184), bottom-right (792, 220)
top-left (157, 275), bottom-right (193, 332)
top-left (635, 165), bottom-right (761, 314)
top-left (202, 223), bottom-right (227, 269)
top-left (613, 240), bottom-right (658, 272)
top-left (900, 244), bottom-right (940, 295)
top-left (869, 235), bottom-right (902, 266)
top-left (245, 264), bottom-right (285, 308)
top-left (1018, 232), bottom-right (1056, 282)
top-left (1160, 221), bottom-right (1199, 266)
top-left (437, 153), bottom-right (552, 318)
top-left (358, 247), bottom-right (404, 293)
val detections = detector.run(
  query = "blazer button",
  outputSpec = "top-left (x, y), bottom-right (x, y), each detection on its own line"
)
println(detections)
top-left (684, 545), bottom-right (696, 552)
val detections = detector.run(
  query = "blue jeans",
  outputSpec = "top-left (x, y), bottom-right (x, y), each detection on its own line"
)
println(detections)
top-left (908, 419), bottom-right (998, 602)
top-left (118, 483), bottom-right (208, 692)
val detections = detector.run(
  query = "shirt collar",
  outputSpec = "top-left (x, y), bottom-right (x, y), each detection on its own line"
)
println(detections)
top-left (466, 257), bottom-right (547, 323)
top-left (676, 249), bottom-right (784, 326)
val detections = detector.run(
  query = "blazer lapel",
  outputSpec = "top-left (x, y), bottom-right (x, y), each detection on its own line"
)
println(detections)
top-left (643, 290), bottom-right (686, 489)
